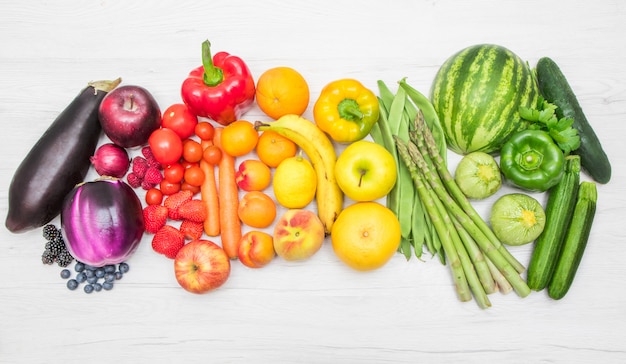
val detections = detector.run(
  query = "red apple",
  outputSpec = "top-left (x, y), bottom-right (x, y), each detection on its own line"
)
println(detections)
top-left (174, 239), bottom-right (230, 294)
top-left (99, 85), bottom-right (161, 148)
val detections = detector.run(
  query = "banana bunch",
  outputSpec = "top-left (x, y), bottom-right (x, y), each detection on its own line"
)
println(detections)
top-left (255, 115), bottom-right (343, 234)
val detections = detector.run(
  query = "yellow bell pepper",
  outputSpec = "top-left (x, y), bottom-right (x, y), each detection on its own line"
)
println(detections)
top-left (313, 79), bottom-right (379, 143)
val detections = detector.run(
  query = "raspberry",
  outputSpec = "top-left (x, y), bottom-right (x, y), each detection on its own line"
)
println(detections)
top-left (132, 156), bottom-right (148, 178)
top-left (126, 172), bottom-right (142, 189)
top-left (142, 146), bottom-right (162, 169)
top-left (141, 179), bottom-right (155, 190)
top-left (144, 167), bottom-right (163, 185)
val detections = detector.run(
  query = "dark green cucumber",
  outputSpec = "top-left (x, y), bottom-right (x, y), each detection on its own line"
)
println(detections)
top-left (535, 57), bottom-right (611, 184)
top-left (548, 181), bottom-right (597, 300)
top-left (527, 155), bottom-right (580, 291)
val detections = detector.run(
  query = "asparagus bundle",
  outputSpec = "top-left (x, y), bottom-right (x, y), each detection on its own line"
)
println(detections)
top-left (394, 112), bottom-right (531, 308)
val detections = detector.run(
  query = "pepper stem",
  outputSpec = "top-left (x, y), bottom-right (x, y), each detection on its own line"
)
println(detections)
top-left (337, 99), bottom-right (363, 121)
top-left (518, 150), bottom-right (543, 171)
top-left (201, 40), bottom-right (224, 87)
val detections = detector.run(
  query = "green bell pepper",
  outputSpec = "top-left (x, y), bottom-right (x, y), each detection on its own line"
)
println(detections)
top-left (500, 130), bottom-right (565, 192)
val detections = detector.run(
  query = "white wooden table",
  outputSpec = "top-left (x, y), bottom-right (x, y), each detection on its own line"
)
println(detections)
top-left (1, 1), bottom-right (625, 363)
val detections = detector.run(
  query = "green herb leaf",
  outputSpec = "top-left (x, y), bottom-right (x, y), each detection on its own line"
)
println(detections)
top-left (519, 96), bottom-right (580, 154)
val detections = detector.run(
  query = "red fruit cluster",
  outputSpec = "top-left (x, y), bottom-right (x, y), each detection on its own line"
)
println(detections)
top-left (127, 147), bottom-right (164, 190)
top-left (143, 190), bottom-right (208, 258)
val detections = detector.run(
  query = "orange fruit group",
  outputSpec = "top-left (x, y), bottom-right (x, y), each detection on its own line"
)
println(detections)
top-left (255, 66), bottom-right (310, 120)
top-left (331, 201), bottom-right (401, 271)
top-left (220, 120), bottom-right (259, 157)
top-left (238, 191), bottom-right (277, 228)
top-left (255, 130), bottom-right (298, 168)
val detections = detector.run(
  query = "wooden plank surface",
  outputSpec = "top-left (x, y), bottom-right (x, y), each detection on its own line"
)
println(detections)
top-left (1, 1), bottom-right (625, 363)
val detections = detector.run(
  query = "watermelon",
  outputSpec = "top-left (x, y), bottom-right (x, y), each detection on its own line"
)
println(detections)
top-left (430, 44), bottom-right (539, 155)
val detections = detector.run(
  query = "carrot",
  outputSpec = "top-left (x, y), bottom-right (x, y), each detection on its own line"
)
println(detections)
top-left (213, 127), bottom-right (242, 259)
top-left (200, 139), bottom-right (220, 237)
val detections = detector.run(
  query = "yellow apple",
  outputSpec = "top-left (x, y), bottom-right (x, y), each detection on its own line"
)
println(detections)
top-left (334, 140), bottom-right (397, 201)
top-left (273, 209), bottom-right (325, 261)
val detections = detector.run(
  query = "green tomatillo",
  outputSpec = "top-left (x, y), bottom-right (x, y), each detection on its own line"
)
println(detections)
top-left (499, 130), bottom-right (564, 192)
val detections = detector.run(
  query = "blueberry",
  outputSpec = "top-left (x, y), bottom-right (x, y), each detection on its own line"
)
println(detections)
top-left (118, 262), bottom-right (129, 274)
top-left (76, 272), bottom-right (87, 283)
top-left (85, 264), bottom-right (97, 271)
top-left (95, 268), bottom-right (105, 278)
top-left (84, 284), bottom-right (94, 294)
top-left (93, 283), bottom-right (103, 292)
top-left (74, 262), bottom-right (85, 272)
top-left (104, 265), bottom-right (116, 273)
top-left (87, 276), bottom-right (98, 285)
top-left (60, 269), bottom-right (71, 279)
top-left (102, 282), bottom-right (114, 291)
top-left (104, 273), bottom-right (116, 283)
top-left (84, 269), bottom-right (95, 278)
top-left (67, 279), bottom-right (78, 290)
top-left (115, 271), bottom-right (123, 280)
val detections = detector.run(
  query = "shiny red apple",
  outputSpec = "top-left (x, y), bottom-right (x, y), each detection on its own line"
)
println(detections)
top-left (174, 239), bottom-right (230, 294)
top-left (98, 85), bottom-right (161, 148)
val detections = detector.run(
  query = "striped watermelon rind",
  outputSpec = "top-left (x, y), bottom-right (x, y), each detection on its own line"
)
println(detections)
top-left (430, 44), bottom-right (539, 155)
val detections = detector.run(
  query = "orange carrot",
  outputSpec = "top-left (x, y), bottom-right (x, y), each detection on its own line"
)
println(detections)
top-left (200, 139), bottom-right (220, 237)
top-left (213, 127), bottom-right (242, 259)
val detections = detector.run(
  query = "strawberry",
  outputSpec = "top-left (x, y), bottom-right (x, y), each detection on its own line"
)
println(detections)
top-left (164, 190), bottom-right (194, 220)
top-left (143, 167), bottom-right (163, 185)
top-left (152, 225), bottom-right (185, 259)
top-left (180, 219), bottom-right (204, 240)
top-left (143, 205), bottom-right (168, 233)
top-left (177, 200), bottom-right (207, 223)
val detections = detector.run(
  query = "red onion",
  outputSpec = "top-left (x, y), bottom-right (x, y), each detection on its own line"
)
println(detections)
top-left (90, 143), bottom-right (130, 178)
top-left (61, 178), bottom-right (144, 267)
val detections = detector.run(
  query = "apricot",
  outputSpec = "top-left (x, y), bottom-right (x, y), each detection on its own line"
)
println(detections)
top-left (237, 191), bottom-right (276, 228)
top-left (235, 159), bottom-right (272, 192)
top-left (238, 231), bottom-right (276, 268)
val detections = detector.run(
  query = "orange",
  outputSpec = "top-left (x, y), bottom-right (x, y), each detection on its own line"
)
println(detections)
top-left (330, 201), bottom-right (401, 271)
top-left (255, 66), bottom-right (310, 120)
top-left (238, 191), bottom-right (277, 228)
top-left (220, 120), bottom-right (259, 157)
top-left (255, 130), bottom-right (298, 168)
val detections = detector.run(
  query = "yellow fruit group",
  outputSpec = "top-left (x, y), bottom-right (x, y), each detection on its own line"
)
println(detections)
top-left (331, 201), bottom-right (401, 271)
top-left (272, 155), bottom-right (317, 208)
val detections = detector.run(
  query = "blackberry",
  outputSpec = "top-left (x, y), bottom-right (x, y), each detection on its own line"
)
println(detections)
top-left (56, 250), bottom-right (74, 267)
top-left (42, 224), bottom-right (60, 241)
top-left (42, 250), bottom-right (55, 265)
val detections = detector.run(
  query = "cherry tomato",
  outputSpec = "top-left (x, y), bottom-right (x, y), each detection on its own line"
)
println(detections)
top-left (203, 145), bottom-right (222, 165)
top-left (164, 162), bottom-right (185, 183)
top-left (148, 128), bottom-right (183, 166)
top-left (181, 181), bottom-right (201, 195)
top-left (195, 121), bottom-right (215, 141)
top-left (184, 165), bottom-right (205, 187)
top-left (183, 139), bottom-right (204, 163)
top-left (159, 180), bottom-right (181, 195)
top-left (162, 103), bottom-right (198, 139)
top-left (145, 188), bottom-right (164, 205)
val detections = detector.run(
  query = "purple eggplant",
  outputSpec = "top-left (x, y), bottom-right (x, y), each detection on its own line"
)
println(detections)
top-left (61, 178), bottom-right (144, 267)
top-left (6, 78), bottom-right (121, 233)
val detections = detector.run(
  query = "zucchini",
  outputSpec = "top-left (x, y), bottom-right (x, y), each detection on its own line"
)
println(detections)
top-left (527, 155), bottom-right (581, 291)
top-left (535, 57), bottom-right (611, 184)
top-left (5, 78), bottom-right (121, 233)
top-left (548, 181), bottom-right (597, 300)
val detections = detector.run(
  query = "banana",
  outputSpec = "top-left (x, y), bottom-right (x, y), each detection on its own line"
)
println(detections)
top-left (255, 115), bottom-right (343, 234)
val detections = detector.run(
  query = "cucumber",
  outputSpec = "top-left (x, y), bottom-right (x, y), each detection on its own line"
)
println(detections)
top-left (535, 57), bottom-right (611, 184)
top-left (548, 181), bottom-right (597, 300)
top-left (527, 155), bottom-right (581, 291)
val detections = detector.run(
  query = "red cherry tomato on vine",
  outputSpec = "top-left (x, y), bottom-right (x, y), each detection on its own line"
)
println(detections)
top-left (148, 128), bottom-right (183, 166)
top-left (195, 121), bottom-right (215, 141)
top-left (162, 103), bottom-right (198, 139)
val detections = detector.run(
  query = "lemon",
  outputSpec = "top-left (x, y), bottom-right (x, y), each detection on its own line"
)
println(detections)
top-left (272, 155), bottom-right (317, 208)
top-left (331, 201), bottom-right (401, 271)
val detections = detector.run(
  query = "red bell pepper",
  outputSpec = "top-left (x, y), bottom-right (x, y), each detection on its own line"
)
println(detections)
top-left (181, 40), bottom-right (255, 126)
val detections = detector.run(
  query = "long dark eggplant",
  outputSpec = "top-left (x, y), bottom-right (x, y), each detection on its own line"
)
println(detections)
top-left (5, 78), bottom-right (121, 233)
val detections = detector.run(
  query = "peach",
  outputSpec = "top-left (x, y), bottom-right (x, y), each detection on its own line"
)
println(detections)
top-left (273, 209), bottom-right (325, 261)
top-left (238, 231), bottom-right (276, 268)
top-left (238, 191), bottom-right (277, 228)
top-left (235, 159), bottom-right (272, 192)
